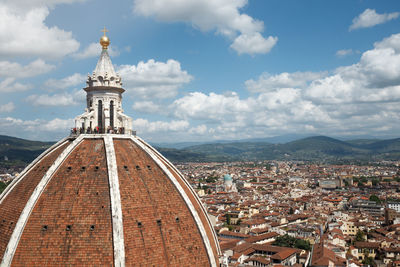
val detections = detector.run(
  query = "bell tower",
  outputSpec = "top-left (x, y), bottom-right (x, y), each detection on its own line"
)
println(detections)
top-left (75, 28), bottom-right (132, 134)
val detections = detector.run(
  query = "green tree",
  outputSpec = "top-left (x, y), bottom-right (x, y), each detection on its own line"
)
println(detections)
top-left (360, 177), bottom-right (368, 185)
top-left (362, 253), bottom-right (375, 266)
top-left (205, 176), bottom-right (218, 183)
top-left (369, 195), bottom-right (381, 204)
top-left (0, 181), bottom-right (9, 194)
top-left (273, 234), bottom-right (311, 251)
top-left (355, 230), bottom-right (365, 242)
top-left (294, 239), bottom-right (311, 251)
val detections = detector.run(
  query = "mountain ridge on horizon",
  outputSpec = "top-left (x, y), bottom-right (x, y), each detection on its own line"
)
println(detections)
top-left (1, 134), bottom-right (400, 165)
top-left (152, 133), bottom-right (385, 149)
top-left (164, 135), bottom-right (400, 162)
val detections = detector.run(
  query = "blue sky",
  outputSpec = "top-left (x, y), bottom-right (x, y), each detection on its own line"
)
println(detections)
top-left (1, 0), bottom-right (400, 142)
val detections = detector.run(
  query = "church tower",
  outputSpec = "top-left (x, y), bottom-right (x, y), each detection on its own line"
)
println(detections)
top-left (0, 30), bottom-right (220, 266)
top-left (75, 28), bottom-right (132, 134)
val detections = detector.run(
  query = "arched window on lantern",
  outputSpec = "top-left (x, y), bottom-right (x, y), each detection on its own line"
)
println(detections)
top-left (110, 100), bottom-right (114, 128)
top-left (98, 100), bottom-right (103, 133)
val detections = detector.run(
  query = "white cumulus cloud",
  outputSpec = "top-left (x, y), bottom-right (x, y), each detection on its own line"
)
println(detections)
top-left (172, 92), bottom-right (253, 121)
top-left (0, 78), bottom-right (31, 93)
top-left (44, 73), bottom-right (86, 90)
top-left (118, 59), bottom-right (193, 99)
top-left (336, 49), bottom-right (355, 57)
top-left (0, 4), bottom-right (80, 59)
top-left (26, 90), bottom-right (85, 106)
top-left (73, 42), bottom-right (120, 59)
top-left (133, 118), bottom-right (189, 133)
top-left (245, 71), bottom-right (326, 92)
top-left (189, 124), bottom-right (208, 135)
top-left (0, 59), bottom-right (53, 94)
top-left (0, 59), bottom-right (54, 78)
top-left (133, 0), bottom-right (277, 55)
top-left (306, 33), bottom-right (400, 104)
top-left (245, 72), bottom-right (327, 93)
top-left (350, 9), bottom-right (400, 31)
top-left (231, 33), bottom-right (277, 55)
top-left (168, 88), bottom-right (331, 140)
top-left (161, 32), bottom-right (400, 140)
top-left (0, 102), bottom-right (15, 113)
top-left (42, 117), bottom-right (74, 132)
top-left (132, 101), bottom-right (163, 114)
top-left (0, 117), bottom-right (74, 141)
top-left (2, 0), bottom-right (87, 11)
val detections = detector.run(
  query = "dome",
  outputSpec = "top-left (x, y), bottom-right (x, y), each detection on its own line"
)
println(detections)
top-left (223, 174), bottom-right (232, 182)
top-left (0, 30), bottom-right (220, 266)
top-left (0, 136), bottom-right (220, 266)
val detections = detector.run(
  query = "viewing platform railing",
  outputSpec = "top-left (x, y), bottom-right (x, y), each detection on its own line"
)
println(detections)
top-left (69, 127), bottom-right (136, 138)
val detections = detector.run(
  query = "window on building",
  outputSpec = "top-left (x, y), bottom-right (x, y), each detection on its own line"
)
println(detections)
top-left (110, 100), bottom-right (114, 128)
top-left (98, 100), bottom-right (103, 132)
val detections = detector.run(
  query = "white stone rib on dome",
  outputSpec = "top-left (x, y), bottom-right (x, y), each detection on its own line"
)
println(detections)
top-left (104, 135), bottom-right (125, 267)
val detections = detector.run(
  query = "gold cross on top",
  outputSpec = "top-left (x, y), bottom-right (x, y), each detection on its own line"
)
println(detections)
top-left (101, 26), bottom-right (108, 36)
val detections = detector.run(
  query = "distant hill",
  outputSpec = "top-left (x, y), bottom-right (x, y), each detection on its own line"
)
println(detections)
top-left (177, 136), bottom-right (359, 162)
top-left (152, 141), bottom-right (207, 150)
top-left (345, 139), bottom-right (382, 146)
top-left (181, 142), bottom-right (274, 161)
top-left (153, 134), bottom-right (313, 149)
top-left (0, 135), bottom-right (53, 167)
top-left (164, 136), bottom-right (400, 162)
top-left (277, 136), bottom-right (367, 160)
top-left (2, 134), bottom-right (400, 165)
top-left (360, 138), bottom-right (400, 151)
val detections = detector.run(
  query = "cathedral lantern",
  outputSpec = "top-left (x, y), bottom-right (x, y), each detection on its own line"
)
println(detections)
top-left (75, 28), bottom-right (132, 134)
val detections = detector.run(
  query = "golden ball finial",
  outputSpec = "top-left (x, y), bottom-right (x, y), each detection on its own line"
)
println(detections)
top-left (100, 26), bottom-right (110, 49)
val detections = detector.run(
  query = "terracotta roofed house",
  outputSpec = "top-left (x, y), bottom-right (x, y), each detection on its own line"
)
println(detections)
top-left (311, 243), bottom-right (346, 267)
top-left (0, 31), bottom-right (220, 266)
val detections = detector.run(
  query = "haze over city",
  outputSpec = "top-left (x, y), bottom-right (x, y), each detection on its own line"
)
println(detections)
top-left (0, 0), bottom-right (399, 143)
